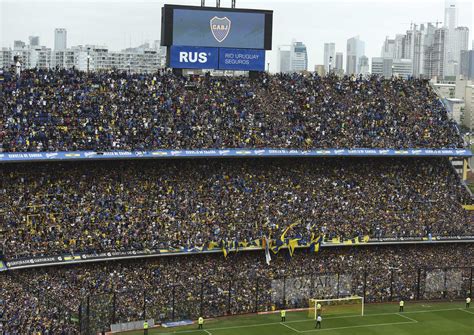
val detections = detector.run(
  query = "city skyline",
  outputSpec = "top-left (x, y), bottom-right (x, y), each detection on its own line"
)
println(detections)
top-left (2, 0), bottom-right (472, 72)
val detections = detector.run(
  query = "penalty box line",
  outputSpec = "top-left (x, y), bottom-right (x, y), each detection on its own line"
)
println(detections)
top-left (458, 308), bottom-right (474, 315)
top-left (299, 319), bottom-right (418, 333)
top-left (396, 313), bottom-right (419, 323)
top-left (285, 313), bottom-right (418, 333)
top-left (280, 322), bottom-right (302, 333)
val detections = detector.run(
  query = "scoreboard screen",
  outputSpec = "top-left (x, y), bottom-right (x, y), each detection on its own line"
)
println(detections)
top-left (162, 5), bottom-right (273, 50)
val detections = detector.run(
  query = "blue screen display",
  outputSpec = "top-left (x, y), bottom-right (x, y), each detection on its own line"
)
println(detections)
top-left (172, 9), bottom-right (265, 49)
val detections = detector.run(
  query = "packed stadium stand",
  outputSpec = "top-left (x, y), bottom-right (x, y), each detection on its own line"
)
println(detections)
top-left (1, 69), bottom-right (472, 334)
top-left (1, 157), bottom-right (471, 259)
top-left (0, 69), bottom-right (464, 152)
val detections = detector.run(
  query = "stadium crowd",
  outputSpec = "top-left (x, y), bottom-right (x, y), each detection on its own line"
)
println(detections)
top-left (1, 274), bottom-right (75, 335)
top-left (1, 68), bottom-right (472, 335)
top-left (2, 244), bottom-right (473, 334)
top-left (1, 157), bottom-right (471, 259)
top-left (1, 69), bottom-right (464, 152)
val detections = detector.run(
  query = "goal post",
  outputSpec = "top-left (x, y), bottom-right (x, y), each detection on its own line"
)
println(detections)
top-left (308, 296), bottom-right (364, 319)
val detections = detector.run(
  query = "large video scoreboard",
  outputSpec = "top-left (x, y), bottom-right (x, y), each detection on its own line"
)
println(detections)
top-left (161, 4), bottom-right (273, 71)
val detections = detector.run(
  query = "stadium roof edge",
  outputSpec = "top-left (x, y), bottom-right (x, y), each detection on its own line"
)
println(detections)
top-left (0, 148), bottom-right (471, 163)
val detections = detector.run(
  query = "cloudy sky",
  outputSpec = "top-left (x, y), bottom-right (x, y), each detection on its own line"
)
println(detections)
top-left (1, 0), bottom-right (472, 72)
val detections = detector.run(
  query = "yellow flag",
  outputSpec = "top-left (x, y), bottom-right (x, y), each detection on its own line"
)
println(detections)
top-left (288, 238), bottom-right (300, 257)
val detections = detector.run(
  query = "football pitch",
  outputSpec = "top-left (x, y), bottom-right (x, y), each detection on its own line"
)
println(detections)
top-left (118, 301), bottom-right (474, 335)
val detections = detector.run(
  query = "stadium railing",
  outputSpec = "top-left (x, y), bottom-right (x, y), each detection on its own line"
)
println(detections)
top-left (78, 266), bottom-right (473, 334)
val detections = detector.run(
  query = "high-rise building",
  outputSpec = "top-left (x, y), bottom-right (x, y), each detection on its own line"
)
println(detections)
top-left (371, 57), bottom-right (385, 76)
top-left (451, 27), bottom-right (470, 75)
top-left (430, 27), bottom-right (448, 79)
top-left (395, 23), bottom-right (443, 78)
top-left (444, 0), bottom-right (459, 77)
top-left (394, 34), bottom-right (405, 59)
top-left (404, 23), bottom-right (432, 78)
top-left (28, 46), bottom-right (52, 69)
top-left (28, 36), bottom-right (40, 47)
top-left (381, 37), bottom-right (395, 58)
top-left (460, 50), bottom-right (474, 80)
top-left (54, 28), bottom-right (67, 50)
top-left (0, 48), bottom-right (13, 68)
top-left (51, 44), bottom-right (164, 73)
top-left (323, 43), bottom-right (335, 73)
top-left (444, 0), bottom-right (458, 31)
top-left (371, 57), bottom-right (413, 79)
top-left (335, 52), bottom-right (344, 75)
top-left (110, 43), bottom-right (163, 73)
top-left (52, 49), bottom-right (79, 69)
top-left (466, 84), bottom-right (474, 131)
top-left (13, 40), bottom-right (26, 49)
top-left (381, 1), bottom-right (467, 79)
top-left (358, 55), bottom-right (369, 75)
top-left (290, 41), bottom-right (308, 72)
top-left (346, 36), bottom-right (365, 75)
top-left (278, 45), bottom-right (291, 73)
top-left (12, 40), bottom-right (29, 67)
top-left (418, 23), bottom-right (437, 78)
top-left (382, 35), bottom-right (406, 60)
top-left (153, 40), bottom-right (167, 67)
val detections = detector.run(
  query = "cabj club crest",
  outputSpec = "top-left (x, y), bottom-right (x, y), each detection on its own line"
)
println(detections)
top-left (210, 16), bottom-right (231, 42)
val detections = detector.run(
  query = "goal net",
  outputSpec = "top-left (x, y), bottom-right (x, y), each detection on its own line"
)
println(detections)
top-left (308, 296), bottom-right (364, 319)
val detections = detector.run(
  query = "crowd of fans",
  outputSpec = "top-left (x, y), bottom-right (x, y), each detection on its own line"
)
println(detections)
top-left (2, 244), bottom-right (473, 334)
top-left (1, 274), bottom-right (75, 335)
top-left (1, 69), bottom-right (464, 152)
top-left (1, 68), bottom-right (472, 334)
top-left (1, 157), bottom-right (471, 259)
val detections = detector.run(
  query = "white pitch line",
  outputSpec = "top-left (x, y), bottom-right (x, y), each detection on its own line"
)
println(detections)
top-left (298, 320), bottom-right (416, 333)
top-left (157, 307), bottom-right (465, 334)
top-left (280, 322), bottom-right (301, 333)
top-left (459, 308), bottom-right (474, 315)
top-left (397, 313), bottom-right (419, 323)
top-left (158, 329), bottom-right (212, 334)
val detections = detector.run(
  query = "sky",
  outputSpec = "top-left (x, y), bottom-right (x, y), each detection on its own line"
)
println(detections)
top-left (1, 0), bottom-right (473, 72)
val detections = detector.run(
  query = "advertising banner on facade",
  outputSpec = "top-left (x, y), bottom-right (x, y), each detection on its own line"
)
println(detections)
top-left (169, 45), bottom-right (218, 69)
top-left (218, 48), bottom-right (265, 71)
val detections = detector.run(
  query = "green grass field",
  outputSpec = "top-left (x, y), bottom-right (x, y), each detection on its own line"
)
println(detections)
top-left (118, 301), bottom-right (473, 335)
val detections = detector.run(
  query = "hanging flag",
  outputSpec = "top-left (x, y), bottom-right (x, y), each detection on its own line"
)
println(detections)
top-left (273, 222), bottom-right (299, 254)
top-left (208, 241), bottom-right (219, 250)
top-left (232, 239), bottom-right (239, 252)
top-left (253, 239), bottom-right (261, 248)
top-left (263, 236), bottom-right (272, 265)
top-left (272, 238), bottom-right (284, 254)
top-left (309, 234), bottom-right (323, 253)
top-left (287, 238), bottom-right (301, 257)
top-left (221, 240), bottom-right (229, 258)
